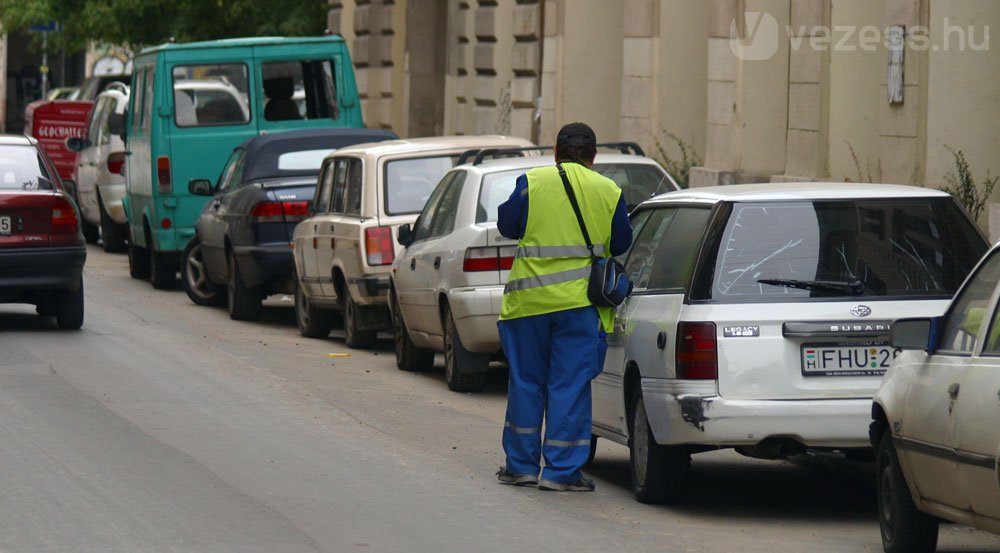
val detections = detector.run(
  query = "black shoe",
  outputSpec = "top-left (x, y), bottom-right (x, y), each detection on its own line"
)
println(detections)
top-left (496, 467), bottom-right (537, 486)
top-left (538, 477), bottom-right (595, 492)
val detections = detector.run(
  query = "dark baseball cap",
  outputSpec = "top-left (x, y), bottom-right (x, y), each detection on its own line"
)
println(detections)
top-left (556, 122), bottom-right (597, 147)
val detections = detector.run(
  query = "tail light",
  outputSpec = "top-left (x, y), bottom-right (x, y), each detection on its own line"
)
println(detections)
top-left (463, 246), bottom-right (516, 272)
top-left (365, 226), bottom-right (395, 266)
top-left (250, 201), bottom-right (310, 224)
top-left (107, 151), bottom-right (126, 175)
top-left (50, 196), bottom-right (80, 245)
top-left (676, 322), bottom-right (718, 380)
top-left (156, 156), bottom-right (171, 194)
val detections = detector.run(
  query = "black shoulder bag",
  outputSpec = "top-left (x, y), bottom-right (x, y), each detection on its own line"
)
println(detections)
top-left (556, 164), bottom-right (633, 307)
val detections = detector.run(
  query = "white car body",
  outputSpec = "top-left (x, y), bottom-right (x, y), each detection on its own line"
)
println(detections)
top-left (74, 85), bottom-right (129, 228)
top-left (871, 243), bottom-right (1000, 551)
top-left (593, 182), bottom-right (989, 504)
top-left (390, 152), bottom-right (679, 392)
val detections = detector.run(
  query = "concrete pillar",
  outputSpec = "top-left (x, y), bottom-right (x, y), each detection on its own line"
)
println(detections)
top-left (879, 0), bottom-right (928, 185)
top-left (619, 0), bottom-right (658, 152)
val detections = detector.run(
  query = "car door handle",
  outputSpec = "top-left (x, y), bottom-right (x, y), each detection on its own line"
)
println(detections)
top-left (656, 331), bottom-right (667, 350)
top-left (410, 258), bottom-right (416, 270)
top-left (329, 224), bottom-right (335, 232)
top-left (948, 383), bottom-right (960, 398)
top-left (433, 256), bottom-right (441, 269)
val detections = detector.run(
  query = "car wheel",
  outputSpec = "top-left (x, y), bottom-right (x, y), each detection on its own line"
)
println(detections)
top-left (226, 249), bottom-right (262, 321)
top-left (99, 201), bottom-right (126, 253)
top-left (392, 292), bottom-right (433, 371)
top-left (182, 237), bottom-right (224, 306)
top-left (443, 305), bottom-right (488, 392)
top-left (877, 432), bottom-right (939, 553)
top-left (585, 435), bottom-right (598, 466)
top-left (81, 218), bottom-right (99, 244)
top-left (55, 281), bottom-right (84, 330)
top-left (295, 278), bottom-right (334, 338)
top-left (342, 287), bottom-right (377, 349)
top-left (629, 386), bottom-right (690, 504)
top-left (128, 227), bottom-right (150, 279)
top-left (147, 228), bottom-right (175, 290)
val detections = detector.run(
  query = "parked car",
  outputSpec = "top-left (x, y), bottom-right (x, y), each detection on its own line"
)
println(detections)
top-left (73, 73), bottom-right (129, 102)
top-left (390, 147), bottom-right (679, 392)
top-left (66, 83), bottom-right (130, 252)
top-left (592, 183), bottom-right (988, 505)
top-left (123, 35), bottom-right (365, 290)
top-left (182, 127), bottom-right (398, 319)
top-left (292, 135), bottom-right (534, 349)
top-left (0, 136), bottom-right (86, 329)
top-left (872, 242), bottom-right (1000, 553)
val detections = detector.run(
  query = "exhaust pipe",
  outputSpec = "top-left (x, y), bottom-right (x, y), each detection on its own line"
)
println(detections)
top-left (736, 438), bottom-right (806, 460)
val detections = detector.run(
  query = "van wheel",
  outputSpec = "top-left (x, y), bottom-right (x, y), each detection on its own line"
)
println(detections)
top-left (443, 306), bottom-right (488, 392)
top-left (146, 226), bottom-right (175, 290)
top-left (182, 237), bottom-right (223, 306)
top-left (55, 282), bottom-right (85, 330)
top-left (392, 293), bottom-right (433, 371)
top-left (99, 201), bottom-right (126, 253)
top-left (227, 250), bottom-right (262, 321)
top-left (343, 288), bottom-right (377, 349)
top-left (629, 386), bottom-right (689, 504)
top-left (128, 227), bottom-right (150, 279)
top-left (82, 219), bottom-right (99, 244)
top-left (877, 432), bottom-right (939, 553)
top-left (295, 278), bottom-right (333, 338)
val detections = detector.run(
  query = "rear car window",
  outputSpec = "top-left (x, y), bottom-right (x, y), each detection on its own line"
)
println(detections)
top-left (0, 146), bottom-right (55, 190)
top-left (624, 206), bottom-right (712, 292)
top-left (384, 155), bottom-right (458, 215)
top-left (277, 149), bottom-right (335, 171)
top-left (262, 60), bottom-right (338, 121)
top-left (693, 198), bottom-right (986, 301)
top-left (173, 64), bottom-right (251, 127)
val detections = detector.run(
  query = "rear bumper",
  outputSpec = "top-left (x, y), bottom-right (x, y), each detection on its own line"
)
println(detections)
top-left (641, 378), bottom-right (873, 449)
top-left (97, 183), bottom-right (127, 225)
top-left (0, 246), bottom-right (86, 294)
top-left (348, 274), bottom-right (390, 305)
top-left (232, 243), bottom-right (294, 292)
top-left (448, 285), bottom-right (503, 353)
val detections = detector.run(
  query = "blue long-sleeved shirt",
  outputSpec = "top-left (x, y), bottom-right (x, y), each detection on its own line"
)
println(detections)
top-left (497, 173), bottom-right (633, 256)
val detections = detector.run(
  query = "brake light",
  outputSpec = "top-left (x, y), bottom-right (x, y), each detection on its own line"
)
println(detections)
top-left (156, 156), bottom-right (171, 194)
top-left (676, 322), bottom-right (718, 380)
top-left (281, 201), bottom-right (310, 223)
top-left (365, 226), bottom-right (395, 266)
top-left (107, 151), bottom-right (126, 175)
top-left (251, 202), bottom-right (284, 223)
top-left (463, 246), bottom-right (516, 272)
top-left (51, 196), bottom-right (79, 235)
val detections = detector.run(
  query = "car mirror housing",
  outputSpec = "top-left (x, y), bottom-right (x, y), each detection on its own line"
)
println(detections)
top-left (397, 223), bottom-right (413, 247)
top-left (890, 318), bottom-right (937, 351)
top-left (188, 178), bottom-right (214, 196)
top-left (65, 137), bottom-right (86, 152)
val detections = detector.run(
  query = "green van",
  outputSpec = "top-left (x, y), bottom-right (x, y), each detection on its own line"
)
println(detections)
top-left (122, 36), bottom-right (363, 288)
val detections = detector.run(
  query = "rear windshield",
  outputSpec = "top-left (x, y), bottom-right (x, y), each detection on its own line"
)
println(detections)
top-left (277, 149), bottom-right (335, 171)
top-left (0, 146), bottom-right (55, 190)
top-left (384, 155), bottom-right (458, 215)
top-left (692, 199), bottom-right (987, 301)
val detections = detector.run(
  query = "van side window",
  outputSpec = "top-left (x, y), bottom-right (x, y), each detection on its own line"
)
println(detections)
top-left (172, 64), bottom-right (251, 127)
top-left (262, 60), bottom-right (338, 121)
top-left (131, 69), bottom-right (145, 131)
top-left (141, 67), bottom-right (155, 131)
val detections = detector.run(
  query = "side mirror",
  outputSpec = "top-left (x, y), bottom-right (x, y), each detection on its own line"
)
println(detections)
top-left (188, 179), bottom-right (214, 196)
top-left (890, 318), bottom-right (938, 351)
top-left (397, 223), bottom-right (414, 247)
top-left (65, 137), bottom-right (87, 152)
top-left (109, 111), bottom-right (127, 140)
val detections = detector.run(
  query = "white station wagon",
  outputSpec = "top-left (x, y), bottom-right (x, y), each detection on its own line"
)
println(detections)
top-left (592, 183), bottom-right (988, 504)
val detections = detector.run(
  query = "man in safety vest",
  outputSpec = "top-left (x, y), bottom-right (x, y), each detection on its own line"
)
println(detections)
top-left (495, 122), bottom-right (633, 492)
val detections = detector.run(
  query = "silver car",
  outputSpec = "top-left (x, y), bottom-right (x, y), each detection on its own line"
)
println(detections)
top-left (390, 150), bottom-right (679, 393)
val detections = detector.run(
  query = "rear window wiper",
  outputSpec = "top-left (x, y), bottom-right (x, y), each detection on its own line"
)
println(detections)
top-left (756, 278), bottom-right (865, 295)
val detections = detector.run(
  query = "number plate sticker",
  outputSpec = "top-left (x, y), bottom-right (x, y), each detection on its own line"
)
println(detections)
top-left (0, 216), bottom-right (10, 235)
top-left (801, 342), bottom-right (897, 377)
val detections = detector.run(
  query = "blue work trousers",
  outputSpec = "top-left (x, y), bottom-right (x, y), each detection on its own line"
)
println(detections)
top-left (498, 305), bottom-right (601, 484)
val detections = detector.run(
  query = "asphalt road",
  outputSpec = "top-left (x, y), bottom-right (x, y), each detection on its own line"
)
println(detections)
top-left (0, 245), bottom-right (998, 553)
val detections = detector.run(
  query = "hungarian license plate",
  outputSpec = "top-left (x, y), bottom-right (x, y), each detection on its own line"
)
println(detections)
top-left (801, 342), bottom-right (897, 377)
top-left (0, 216), bottom-right (9, 235)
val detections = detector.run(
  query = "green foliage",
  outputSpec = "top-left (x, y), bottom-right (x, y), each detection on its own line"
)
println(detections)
top-left (651, 132), bottom-right (701, 189)
top-left (0, 0), bottom-right (329, 51)
top-left (940, 146), bottom-right (999, 222)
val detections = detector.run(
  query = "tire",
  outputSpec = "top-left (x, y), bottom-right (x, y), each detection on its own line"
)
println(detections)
top-left (99, 201), bottom-right (126, 253)
top-left (443, 306), bottom-right (488, 392)
top-left (181, 237), bottom-right (224, 306)
top-left (128, 227), bottom-right (150, 279)
top-left (877, 432), bottom-right (939, 553)
top-left (392, 292), bottom-right (433, 371)
top-left (342, 287), bottom-right (377, 349)
top-left (81, 218), bottom-right (99, 244)
top-left (295, 278), bottom-right (334, 338)
top-left (585, 435), bottom-right (599, 466)
top-left (226, 249), bottom-right (262, 321)
top-left (629, 386), bottom-right (690, 504)
top-left (55, 281), bottom-right (84, 330)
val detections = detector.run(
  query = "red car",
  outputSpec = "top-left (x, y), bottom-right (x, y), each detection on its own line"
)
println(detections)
top-left (0, 136), bottom-right (86, 329)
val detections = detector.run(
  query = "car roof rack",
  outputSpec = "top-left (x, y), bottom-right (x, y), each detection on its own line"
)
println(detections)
top-left (463, 141), bottom-right (647, 166)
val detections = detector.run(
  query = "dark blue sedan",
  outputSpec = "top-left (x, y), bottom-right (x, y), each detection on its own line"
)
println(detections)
top-left (182, 128), bottom-right (397, 320)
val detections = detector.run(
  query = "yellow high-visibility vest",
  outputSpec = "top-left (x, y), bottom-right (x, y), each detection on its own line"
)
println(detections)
top-left (500, 162), bottom-right (621, 331)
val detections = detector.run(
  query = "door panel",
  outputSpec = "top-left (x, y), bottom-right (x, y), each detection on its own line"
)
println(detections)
top-left (952, 360), bottom-right (1000, 520)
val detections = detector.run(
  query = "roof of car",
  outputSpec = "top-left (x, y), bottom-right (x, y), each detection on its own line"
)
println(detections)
top-left (0, 135), bottom-right (35, 146)
top-left (239, 128), bottom-right (400, 182)
top-left (139, 35), bottom-right (346, 55)
top-left (645, 182), bottom-right (950, 203)
top-left (468, 152), bottom-right (662, 174)
top-left (329, 135), bottom-right (535, 158)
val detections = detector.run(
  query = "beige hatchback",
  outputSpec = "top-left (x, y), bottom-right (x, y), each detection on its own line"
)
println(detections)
top-left (291, 135), bottom-right (533, 348)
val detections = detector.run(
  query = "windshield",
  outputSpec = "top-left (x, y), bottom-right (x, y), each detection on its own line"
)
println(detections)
top-left (384, 155), bottom-right (459, 215)
top-left (696, 199), bottom-right (986, 301)
top-left (0, 146), bottom-right (55, 191)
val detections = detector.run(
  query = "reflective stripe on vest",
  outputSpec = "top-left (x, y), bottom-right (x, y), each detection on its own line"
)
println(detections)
top-left (504, 266), bottom-right (591, 294)
top-left (515, 244), bottom-right (605, 259)
top-left (544, 438), bottom-right (592, 448)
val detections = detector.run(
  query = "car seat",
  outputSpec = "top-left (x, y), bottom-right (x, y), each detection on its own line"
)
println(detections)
top-left (264, 77), bottom-right (302, 121)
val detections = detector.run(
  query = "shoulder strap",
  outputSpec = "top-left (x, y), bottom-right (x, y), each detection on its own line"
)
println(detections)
top-left (557, 164), bottom-right (595, 256)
